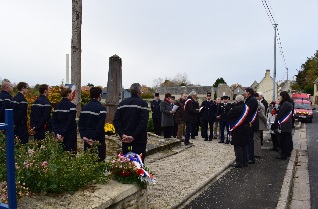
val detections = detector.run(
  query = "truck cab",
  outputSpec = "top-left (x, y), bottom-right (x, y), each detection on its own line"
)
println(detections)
top-left (293, 99), bottom-right (315, 123)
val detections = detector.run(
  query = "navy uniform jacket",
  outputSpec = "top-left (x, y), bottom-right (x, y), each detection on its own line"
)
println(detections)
top-left (30, 95), bottom-right (52, 132)
top-left (151, 99), bottom-right (161, 119)
top-left (245, 95), bottom-right (259, 131)
top-left (52, 98), bottom-right (77, 137)
top-left (78, 99), bottom-right (106, 141)
top-left (12, 92), bottom-right (28, 127)
top-left (0, 90), bottom-right (13, 123)
top-left (217, 102), bottom-right (232, 122)
top-left (113, 94), bottom-right (149, 144)
top-left (200, 100), bottom-right (217, 121)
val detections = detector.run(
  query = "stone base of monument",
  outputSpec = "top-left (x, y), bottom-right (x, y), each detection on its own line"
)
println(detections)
top-left (18, 180), bottom-right (147, 209)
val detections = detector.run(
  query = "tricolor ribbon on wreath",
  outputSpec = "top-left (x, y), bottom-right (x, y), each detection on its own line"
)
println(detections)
top-left (124, 152), bottom-right (156, 184)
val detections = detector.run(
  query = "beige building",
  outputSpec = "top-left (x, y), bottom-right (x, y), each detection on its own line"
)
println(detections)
top-left (313, 78), bottom-right (318, 105)
top-left (254, 69), bottom-right (278, 102)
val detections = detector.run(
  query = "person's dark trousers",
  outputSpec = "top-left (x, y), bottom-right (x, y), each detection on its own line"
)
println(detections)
top-left (15, 123), bottom-right (29, 144)
top-left (63, 132), bottom-right (78, 153)
top-left (201, 120), bottom-right (214, 140)
top-left (122, 143), bottom-right (147, 163)
top-left (153, 117), bottom-right (161, 136)
top-left (84, 139), bottom-right (106, 162)
top-left (163, 126), bottom-right (172, 138)
top-left (248, 128), bottom-right (255, 162)
top-left (280, 132), bottom-right (293, 157)
top-left (191, 122), bottom-right (197, 139)
top-left (34, 129), bottom-right (46, 141)
top-left (234, 145), bottom-right (248, 166)
top-left (271, 133), bottom-right (279, 149)
top-left (185, 122), bottom-right (193, 144)
top-left (219, 121), bottom-right (230, 142)
top-left (260, 130), bottom-right (264, 145)
top-left (172, 121), bottom-right (178, 138)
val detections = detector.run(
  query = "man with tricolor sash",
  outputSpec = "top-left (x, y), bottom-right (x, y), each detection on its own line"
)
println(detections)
top-left (244, 87), bottom-right (259, 164)
top-left (228, 95), bottom-right (250, 168)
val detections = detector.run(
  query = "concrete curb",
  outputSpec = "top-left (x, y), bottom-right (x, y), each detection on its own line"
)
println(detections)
top-left (276, 123), bottom-right (302, 209)
top-left (146, 139), bottom-right (181, 156)
top-left (169, 159), bottom-right (235, 209)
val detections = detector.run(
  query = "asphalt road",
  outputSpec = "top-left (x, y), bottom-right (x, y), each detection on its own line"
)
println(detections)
top-left (307, 111), bottom-right (318, 209)
top-left (182, 140), bottom-right (289, 209)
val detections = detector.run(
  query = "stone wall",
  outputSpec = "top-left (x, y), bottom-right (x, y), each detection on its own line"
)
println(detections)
top-left (18, 181), bottom-right (147, 209)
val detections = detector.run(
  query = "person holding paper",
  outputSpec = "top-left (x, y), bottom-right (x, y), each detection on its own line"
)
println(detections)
top-left (160, 93), bottom-right (174, 138)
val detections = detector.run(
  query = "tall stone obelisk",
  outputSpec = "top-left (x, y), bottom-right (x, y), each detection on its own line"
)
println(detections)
top-left (106, 55), bottom-right (122, 123)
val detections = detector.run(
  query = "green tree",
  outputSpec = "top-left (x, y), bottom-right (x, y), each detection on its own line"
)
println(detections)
top-left (294, 50), bottom-right (318, 95)
top-left (213, 77), bottom-right (227, 87)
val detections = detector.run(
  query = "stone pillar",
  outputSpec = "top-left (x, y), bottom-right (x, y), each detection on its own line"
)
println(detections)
top-left (106, 55), bottom-right (122, 123)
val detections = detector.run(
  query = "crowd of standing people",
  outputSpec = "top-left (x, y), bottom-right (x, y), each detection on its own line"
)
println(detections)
top-left (150, 87), bottom-right (294, 168)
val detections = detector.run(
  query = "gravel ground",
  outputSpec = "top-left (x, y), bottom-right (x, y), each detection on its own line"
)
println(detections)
top-left (145, 137), bottom-right (235, 209)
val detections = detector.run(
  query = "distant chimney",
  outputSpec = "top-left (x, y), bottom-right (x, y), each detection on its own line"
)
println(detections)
top-left (265, 69), bottom-right (270, 77)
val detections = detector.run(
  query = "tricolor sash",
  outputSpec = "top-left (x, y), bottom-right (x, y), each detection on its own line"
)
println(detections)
top-left (278, 110), bottom-right (293, 128)
top-left (184, 99), bottom-right (192, 109)
top-left (230, 105), bottom-right (250, 132)
top-left (250, 109), bottom-right (258, 123)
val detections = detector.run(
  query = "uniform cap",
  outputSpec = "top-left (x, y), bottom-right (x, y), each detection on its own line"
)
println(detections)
top-left (207, 92), bottom-right (211, 97)
top-left (155, 93), bottom-right (159, 97)
top-left (222, 95), bottom-right (229, 100)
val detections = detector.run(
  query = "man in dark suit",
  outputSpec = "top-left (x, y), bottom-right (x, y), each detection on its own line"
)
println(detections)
top-left (217, 96), bottom-right (232, 144)
top-left (151, 93), bottom-right (161, 136)
top-left (200, 92), bottom-right (217, 141)
top-left (244, 87), bottom-right (259, 164)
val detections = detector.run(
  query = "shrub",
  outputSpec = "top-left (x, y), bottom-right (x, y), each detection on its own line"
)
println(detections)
top-left (0, 132), bottom-right (109, 203)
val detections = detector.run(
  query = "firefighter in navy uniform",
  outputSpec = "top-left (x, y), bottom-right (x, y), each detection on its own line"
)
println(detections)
top-left (113, 83), bottom-right (149, 163)
top-left (52, 86), bottom-right (77, 152)
top-left (0, 79), bottom-right (13, 123)
top-left (78, 87), bottom-right (107, 162)
top-left (30, 84), bottom-right (52, 141)
top-left (12, 82), bottom-right (29, 144)
top-left (217, 96), bottom-right (232, 144)
top-left (200, 92), bottom-right (217, 141)
top-left (151, 93), bottom-right (161, 136)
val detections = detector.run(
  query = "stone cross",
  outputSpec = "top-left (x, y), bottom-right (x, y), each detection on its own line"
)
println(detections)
top-left (106, 54), bottom-right (122, 123)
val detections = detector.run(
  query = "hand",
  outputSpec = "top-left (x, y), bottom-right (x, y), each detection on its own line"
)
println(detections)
top-left (216, 115), bottom-right (220, 119)
top-left (56, 134), bottom-right (64, 142)
top-left (30, 127), bottom-right (37, 135)
top-left (122, 135), bottom-right (135, 143)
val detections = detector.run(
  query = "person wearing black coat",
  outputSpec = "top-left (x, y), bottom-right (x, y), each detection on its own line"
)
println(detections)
top-left (151, 93), bottom-right (161, 136)
top-left (78, 87), bottom-right (107, 162)
top-left (52, 86), bottom-right (77, 152)
top-left (183, 91), bottom-right (200, 145)
top-left (30, 84), bottom-right (52, 141)
top-left (244, 87), bottom-right (259, 164)
top-left (200, 92), bottom-right (217, 141)
top-left (12, 82), bottom-right (29, 144)
top-left (272, 91), bottom-right (294, 160)
top-left (228, 95), bottom-right (250, 168)
top-left (113, 83), bottom-right (149, 162)
top-left (160, 93), bottom-right (174, 138)
top-left (0, 79), bottom-right (13, 123)
top-left (217, 96), bottom-right (232, 144)
top-left (191, 99), bottom-right (200, 139)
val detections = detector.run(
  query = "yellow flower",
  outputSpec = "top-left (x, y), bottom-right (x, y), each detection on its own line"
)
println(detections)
top-left (104, 123), bottom-right (116, 134)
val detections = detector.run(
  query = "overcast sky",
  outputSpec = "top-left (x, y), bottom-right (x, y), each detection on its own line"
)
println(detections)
top-left (1, 1), bottom-right (317, 89)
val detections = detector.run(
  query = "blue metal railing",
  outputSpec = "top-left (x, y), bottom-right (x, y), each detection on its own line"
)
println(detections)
top-left (0, 110), bottom-right (17, 209)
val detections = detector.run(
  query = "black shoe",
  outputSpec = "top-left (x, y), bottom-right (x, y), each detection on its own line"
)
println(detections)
top-left (276, 155), bottom-right (287, 160)
top-left (218, 141), bottom-right (224, 143)
top-left (191, 137), bottom-right (196, 139)
top-left (184, 142), bottom-right (193, 146)
top-left (225, 140), bottom-right (229, 144)
top-left (209, 139), bottom-right (212, 141)
top-left (248, 160), bottom-right (255, 164)
top-left (231, 163), bottom-right (243, 168)
top-left (271, 147), bottom-right (280, 152)
top-left (243, 164), bottom-right (248, 167)
top-left (204, 138), bottom-right (208, 141)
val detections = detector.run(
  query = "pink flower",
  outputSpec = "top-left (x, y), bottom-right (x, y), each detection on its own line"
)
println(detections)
top-left (41, 161), bottom-right (48, 167)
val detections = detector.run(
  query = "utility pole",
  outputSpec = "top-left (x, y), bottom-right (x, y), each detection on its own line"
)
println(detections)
top-left (66, 54), bottom-right (69, 84)
top-left (71, 0), bottom-right (82, 114)
top-left (272, 23), bottom-right (278, 101)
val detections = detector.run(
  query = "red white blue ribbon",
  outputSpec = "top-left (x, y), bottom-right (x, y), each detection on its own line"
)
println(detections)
top-left (278, 110), bottom-right (293, 127)
top-left (250, 109), bottom-right (258, 123)
top-left (184, 98), bottom-right (192, 109)
top-left (230, 104), bottom-right (249, 132)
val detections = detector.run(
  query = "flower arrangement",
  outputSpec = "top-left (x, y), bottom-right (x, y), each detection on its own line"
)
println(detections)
top-left (104, 123), bottom-right (116, 135)
top-left (106, 150), bottom-right (156, 189)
